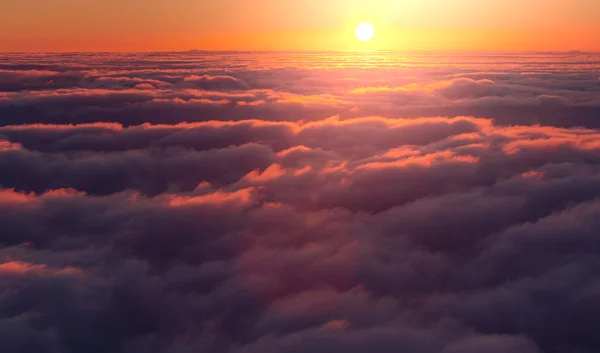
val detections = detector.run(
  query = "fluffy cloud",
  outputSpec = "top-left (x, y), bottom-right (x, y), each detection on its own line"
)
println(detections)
top-left (1, 52), bottom-right (600, 127)
top-left (1, 51), bottom-right (600, 353)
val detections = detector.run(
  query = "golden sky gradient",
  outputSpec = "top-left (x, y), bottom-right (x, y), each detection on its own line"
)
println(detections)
top-left (1, 0), bottom-right (599, 52)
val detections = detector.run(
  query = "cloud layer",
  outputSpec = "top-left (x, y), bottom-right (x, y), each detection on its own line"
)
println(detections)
top-left (1, 51), bottom-right (600, 353)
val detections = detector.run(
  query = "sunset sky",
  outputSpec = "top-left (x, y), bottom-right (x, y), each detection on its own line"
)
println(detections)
top-left (2, 0), bottom-right (599, 52)
top-left (3, 1), bottom-right (600, 351)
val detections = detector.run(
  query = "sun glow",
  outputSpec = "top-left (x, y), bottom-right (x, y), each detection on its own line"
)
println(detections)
top-left (355, 23), bottom-right (375, 42)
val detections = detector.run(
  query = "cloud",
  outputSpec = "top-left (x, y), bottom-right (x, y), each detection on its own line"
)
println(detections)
top-left (181, 75), bottom-right (249, 90)
top-left (1, 51), bottom-right (600, 353)
top-left (0, 142), bottom-right (274, 195)
top-left (1, 52), bottom-right (600, 128)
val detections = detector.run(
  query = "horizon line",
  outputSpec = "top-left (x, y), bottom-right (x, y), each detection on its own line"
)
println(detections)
top-left (1, 49), bottom-right (598, 55)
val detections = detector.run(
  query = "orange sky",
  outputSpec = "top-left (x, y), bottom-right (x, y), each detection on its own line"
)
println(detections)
top-left (1, 0), bottom-right (599, 52)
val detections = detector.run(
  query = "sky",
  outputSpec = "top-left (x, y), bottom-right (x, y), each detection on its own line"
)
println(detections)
top-left (1, 0), bottom-right (599, 51)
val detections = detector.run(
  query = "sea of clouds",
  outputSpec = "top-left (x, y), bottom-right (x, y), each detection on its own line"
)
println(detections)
top-left (1, 51), bottom-right (600, 353)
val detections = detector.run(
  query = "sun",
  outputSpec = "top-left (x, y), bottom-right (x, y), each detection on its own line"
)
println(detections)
top-left (355, 23), bottom-right (375, 42)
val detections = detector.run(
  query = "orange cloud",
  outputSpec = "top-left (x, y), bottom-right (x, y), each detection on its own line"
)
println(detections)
top-left (0, 122), bottom-right (123, 131)
top-left (358, 151), bottom-right (480, 169)
top-left (0, 261), bottom-right (83, 277)
top-left (244, 164), bottom-right (286, 182)
top-left (0, 189), bottom-right (37, 205)
top-left (0, 261), bottom-right (46, 275)
top-left (166, 188), bottom-right (256, 207)
top-left (0, 140), bottom-right (22, 151)
top-left (0, 188), bottom-right (87, 205)
top-left (502, 137), bottom-right (600, 155)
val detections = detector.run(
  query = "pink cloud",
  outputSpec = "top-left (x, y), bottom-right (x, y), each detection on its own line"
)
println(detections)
top-left (321, 319), bottom-right (351, 330)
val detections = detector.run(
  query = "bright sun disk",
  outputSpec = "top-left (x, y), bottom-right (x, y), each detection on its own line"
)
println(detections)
top-left (355, 23), bottom-right (374, 42)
